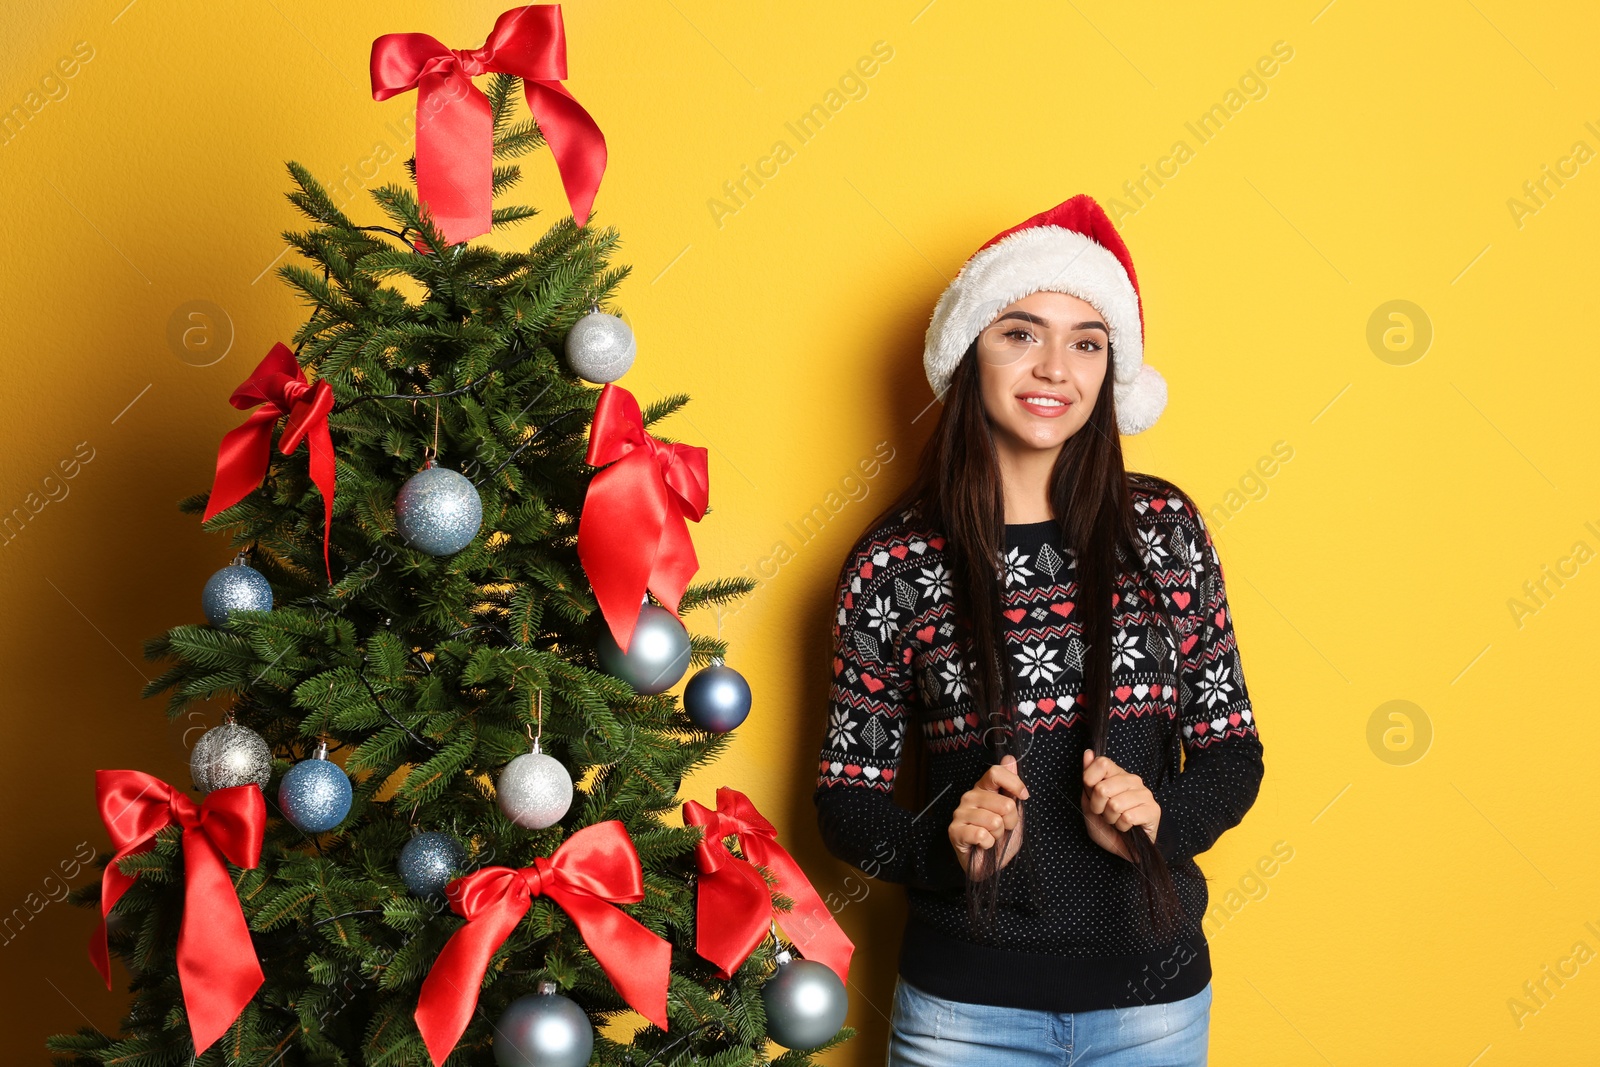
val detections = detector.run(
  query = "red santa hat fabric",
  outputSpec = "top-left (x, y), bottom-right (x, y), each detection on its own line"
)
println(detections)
top-left (922, 194), bottom-right (1167, 434)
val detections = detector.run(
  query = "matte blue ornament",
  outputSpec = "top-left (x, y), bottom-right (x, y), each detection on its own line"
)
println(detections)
top-left (493, 981), bottom-right (594, 1067)
top-left (278, 742), bottom-right (352, 833)
top-left (398, 831), bottom-right (466, 898)
top-left (762, 951), bottom-right (849, 1050)
top-left (201, 555), bottom-right (273, 629)
top-left (395, 460), bottom-right (483, 556)
top-left (595, 598), bottom-right (691, 694)
top-left (683, 657), bottom-right (752, 733)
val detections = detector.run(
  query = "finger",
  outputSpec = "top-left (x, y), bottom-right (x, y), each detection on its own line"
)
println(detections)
top-left (1080, 786), bottom-right (1109, 819)
top-left (956, 803), bottom-right (1016, 835)
top-left (1083, 755), bottom-right (1122, 786)
top-left (1090, 774), bottom-right (1145, 803)
top-left (962, 793), bottom-right (1021, 825)
top-left (1113, 800), bottom-right (1159, 832)
top-left (951, 823), bottom-right (996, 852)
top-left (979, 763), bottom-right (1030, 799)
top-left (1081, 750), bottom-right (1111, 787)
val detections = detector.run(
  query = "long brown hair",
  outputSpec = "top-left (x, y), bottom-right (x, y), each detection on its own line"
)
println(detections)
top-left (868, 339), bottom-right (1186, 942)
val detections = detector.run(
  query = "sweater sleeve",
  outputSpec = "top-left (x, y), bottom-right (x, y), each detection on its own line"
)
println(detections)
top-left (1152, 504), bottom-right (1266, 866)
top-left (813, 540), bottom-right (966, 892)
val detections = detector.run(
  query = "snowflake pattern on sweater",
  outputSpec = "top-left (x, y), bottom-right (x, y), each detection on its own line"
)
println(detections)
top-left (812, 472), bottom-right (1265, 1010)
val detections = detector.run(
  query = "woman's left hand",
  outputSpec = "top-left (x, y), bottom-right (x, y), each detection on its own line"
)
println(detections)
top-left (1080, 748), bottom-right (1161, 862)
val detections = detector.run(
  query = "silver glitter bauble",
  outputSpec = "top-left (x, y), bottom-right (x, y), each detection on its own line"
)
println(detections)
top-left (201, 561), bottom-right (273, 629)
top-left (493, 983), bottom-right (594, 1067)
top-left (595, 603), bottom-right (691, 695)
top-left (395, 462), bottom-right (483, 556)
top-left (762, 952), bottom-right (849, 1050)
top-left (683, 657), bottom-right (752, 733)
top-left (278, 750), bottom-right (352, 833)
top-left (190, 722), bottom-right (272, 793)
top-left (496, 749), bottom-right (573, 830)
top-left (563, 310), bottom-right (635, 383)
top-left (398, 831), bottom-right (466, 898)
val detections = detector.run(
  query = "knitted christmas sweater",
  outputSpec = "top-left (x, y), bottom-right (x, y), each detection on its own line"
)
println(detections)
top-left (812, 473), bottom-right (1265, 1012)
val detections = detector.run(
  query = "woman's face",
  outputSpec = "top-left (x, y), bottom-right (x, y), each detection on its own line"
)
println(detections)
top-left (975, 290), bottom-right (1109, 453)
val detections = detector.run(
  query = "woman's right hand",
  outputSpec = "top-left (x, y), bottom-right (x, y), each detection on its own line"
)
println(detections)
top-left (949, 754), bottom-right (1029, 878)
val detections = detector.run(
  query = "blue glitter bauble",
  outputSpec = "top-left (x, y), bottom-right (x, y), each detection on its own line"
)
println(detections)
top-left (395, 463), bottom-right (483, 556)
top-left (493, 988), bottom-right (594, 1067)
top-left (398, 832), bottom-right (466, 898)
top-left (683, 659), bottom-right (752, 733)
top-left (278, 758), bottom-right (352, 833)
top-left (201, 562), bottom-right (273, 629)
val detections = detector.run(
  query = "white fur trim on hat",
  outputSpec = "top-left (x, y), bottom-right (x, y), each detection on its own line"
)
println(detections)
top-left (922, 225), bottom-right (1166, 434)
top-left (1114, 362), bottom-right (1167, 435)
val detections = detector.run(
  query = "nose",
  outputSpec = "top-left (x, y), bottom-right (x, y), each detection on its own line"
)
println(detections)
top-left (1033, 342), bottom-right (1071, 382)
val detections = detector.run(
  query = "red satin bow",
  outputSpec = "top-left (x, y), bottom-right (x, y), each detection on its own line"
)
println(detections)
top-left (202, 342), bottom-right (337, 585)
top-left (577, 383), bottom-right (709, 652)
top-left (370, 4), bottom-right (608, 247)
top-left (414, 820), bottom-right (670, 1066)
top-left (683, 786), bottom-right (853, 985)
top-left (89, 770), bottom-right (265, 1055)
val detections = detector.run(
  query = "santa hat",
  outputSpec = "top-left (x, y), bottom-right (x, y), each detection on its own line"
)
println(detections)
top-left (922, 194), bottom-right (1167, 435)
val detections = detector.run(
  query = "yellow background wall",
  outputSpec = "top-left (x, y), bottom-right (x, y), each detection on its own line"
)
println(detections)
top-left (2, 1), bottom-right (1596, 1063)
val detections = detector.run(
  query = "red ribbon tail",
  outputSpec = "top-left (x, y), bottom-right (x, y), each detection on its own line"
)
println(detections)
top-left (646, 509), bottom-right (700, 617)
top-left (523, 80), bottom-right (607, 226)
top-left (746, 840), bottom-right (855, 986)
top-left (548, 886), bottom-right (671, 1031)
top-left (415, 897), bottom-right (527, 1067)
top-left (415, 71), bottom-right (493, 247)
top-left (88, 920), bottom-right (112, 990)
top-left (577, 456), bottom-right (662, 653)
top-left (695, 864), bottom-right (772, 980)
top-left (202, 408), bottom-right (279, 523)
top-left (177, 829), bottom-right (263, 1053)
top-left (307, 419), bottom-right (337, 584)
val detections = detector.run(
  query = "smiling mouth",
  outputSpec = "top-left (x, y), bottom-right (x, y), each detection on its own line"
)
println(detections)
top-left (1017, 394), bottom-right (1072, 418)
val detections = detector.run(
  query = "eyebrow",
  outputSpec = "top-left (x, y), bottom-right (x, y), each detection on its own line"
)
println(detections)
top-left (994, 311), bottom-right (1108, 333)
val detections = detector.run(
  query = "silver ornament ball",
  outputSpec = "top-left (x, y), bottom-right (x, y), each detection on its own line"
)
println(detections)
top-left (278, 755), bottom-right (352, 833)
top-left (201, 561), bottom-right (273, 629)
top-left (595, 604), bottom-right (691, 695)
top-left (398, 832), bottom-right (467, 898)
top-left (762, 954), bottom-right (849, 1050)
top-left (564, 310), bottom-right (636, 383)
top-left (683, 658), bottom-right (752, 733)
top-left (493, 985), bottom-right (594, 1067)
top-left (190, 723), bottom-right (272, 794)
top-left (496, 751), bottom-right (573, 830)
top-left (396, 462), bottom-right (483, 556)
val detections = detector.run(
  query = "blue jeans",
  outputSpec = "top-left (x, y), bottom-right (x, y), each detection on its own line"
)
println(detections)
top-left (886, 974), bottom-right (1211, 1066)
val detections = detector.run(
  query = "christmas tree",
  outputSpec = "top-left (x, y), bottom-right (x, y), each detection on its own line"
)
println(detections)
top-left (48, 14), bottom-right (855, 1066)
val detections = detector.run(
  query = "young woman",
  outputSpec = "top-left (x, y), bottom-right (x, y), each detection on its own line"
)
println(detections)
top-left (813, 195), bottom-right (1265, 1066)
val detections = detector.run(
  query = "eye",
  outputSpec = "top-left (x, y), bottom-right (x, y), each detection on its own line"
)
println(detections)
top-left (1073, 337), bottom-right (1104, 352)
top-left (1005, 328), bottom-right (1038, 343)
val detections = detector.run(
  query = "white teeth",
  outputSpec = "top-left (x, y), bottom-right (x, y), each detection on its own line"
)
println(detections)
top-left (1022, 396), bottom-right (1065, 407)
